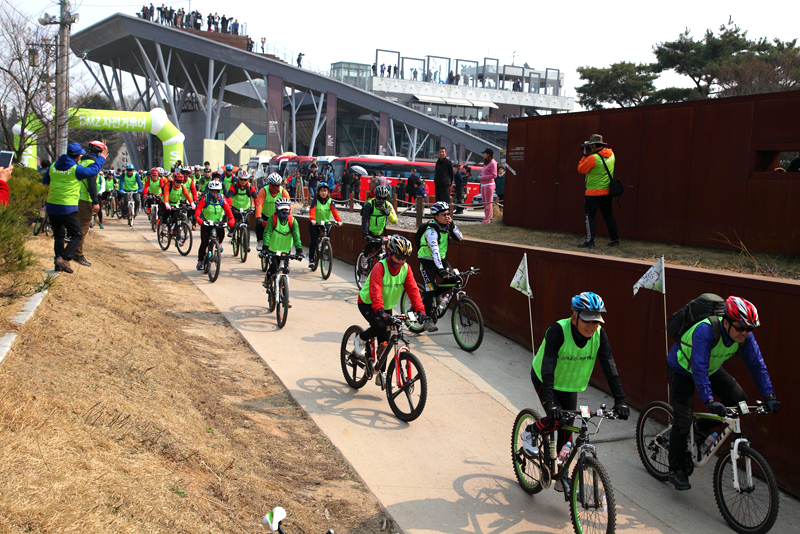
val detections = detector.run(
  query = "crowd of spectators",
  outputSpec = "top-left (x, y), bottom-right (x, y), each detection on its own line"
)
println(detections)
top-left (138, 4), bottom-right (240, 35)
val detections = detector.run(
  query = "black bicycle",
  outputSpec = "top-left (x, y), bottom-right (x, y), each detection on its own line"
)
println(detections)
top-left (311, 222), bottom-right (335, 280)
top-left (157, 203), bottom-right (193, 256)
top-left (262, 252), bottom-right (303, 328)
top-left (32, 208), bottom-right (50, 236)
top-left (201, 220), bottom-right (224, 283)
top-left (230, 208), bottom-right (252, 263)
top-left (146, 194), bottom-right (161, 232)
top-left (354, 235), bottom-right (387, 289)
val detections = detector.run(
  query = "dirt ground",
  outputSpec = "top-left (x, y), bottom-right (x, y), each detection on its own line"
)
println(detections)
top-left (0, 230), bottom-right (392, 534)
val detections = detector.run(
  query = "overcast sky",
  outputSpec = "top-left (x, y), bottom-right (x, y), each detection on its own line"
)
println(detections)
top-left (13, 0), bottom-right (798, 100)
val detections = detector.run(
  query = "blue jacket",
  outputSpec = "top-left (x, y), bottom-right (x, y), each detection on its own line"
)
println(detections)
top-left (42, 154), bottom-right (106, 215)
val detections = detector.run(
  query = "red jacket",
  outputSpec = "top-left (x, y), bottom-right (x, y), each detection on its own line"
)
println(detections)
top-left (0, 181), bottom-right (8, 206)
top-left (194, 194), bottom-right (235, 228)
top-left (359, 261), bottom-right (424, 313)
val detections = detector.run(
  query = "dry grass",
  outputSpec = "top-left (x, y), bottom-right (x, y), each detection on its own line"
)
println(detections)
top-left (0, 231), bottom-right (390, 534)
top-left (461, 216), bottom-right (800, 280)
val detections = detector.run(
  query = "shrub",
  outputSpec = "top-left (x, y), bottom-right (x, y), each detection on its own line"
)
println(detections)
top-left (8, 165), bottom-right (48, 220)
top-left (0, 205), bottom-right (34, 274)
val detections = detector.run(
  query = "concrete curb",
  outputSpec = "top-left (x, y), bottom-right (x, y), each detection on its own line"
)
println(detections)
top-left (0, 283), bottom-right (51, 367)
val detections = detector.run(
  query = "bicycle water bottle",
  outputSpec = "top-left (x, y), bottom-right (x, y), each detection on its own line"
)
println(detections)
top-left (557, 441), bottom-right (572, 466)
top-left (701, 432), bottom-right (718, 455)
top-left (438, 293), bottom-right (451, 312)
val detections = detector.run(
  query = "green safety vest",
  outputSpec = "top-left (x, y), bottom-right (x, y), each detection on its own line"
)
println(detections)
top-left (122, 172), bottom-right (139, 191)
top-left (677, 318), bottom-right (740, 375)
top-left (359, 259), bottom-right (408, 310)
top-left (202, 196), bottom-right (226, 223)
top-left (167, 183), bottom-right (188, 205)
top-left (231, 185), bottom-right (252, 210)
top-left (146, 177), bottom-right (163, 196)
top-left (46, 162), bottom-right (80, 206)
top-left (268, 216), bottom-right (295, 253)
top-left (262, 187), bottom-right (283, 219)
top-left (222, 173), bottom-right (234, 191)
top-left (418, 223), bottom-right (448, 260)
top-left (78, 159), bottom-right (98, 202)
top-left (532, 318), bottom-right (601, 392)
top-left (368, 198), bottom-right (391, 235)
top-left (585, 153), bottom-right (614, 192)
top-left (314, 198), bottom-right (333, 222)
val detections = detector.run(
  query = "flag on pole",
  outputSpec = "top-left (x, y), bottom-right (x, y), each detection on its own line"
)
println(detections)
top-left (633, 256), bottom-right (666, 296)
top-left (510, 252), bottom-right (533, 298)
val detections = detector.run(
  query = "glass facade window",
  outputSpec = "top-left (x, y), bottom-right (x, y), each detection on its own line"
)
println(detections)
top-left (244, 134), bottom-right (267, 147)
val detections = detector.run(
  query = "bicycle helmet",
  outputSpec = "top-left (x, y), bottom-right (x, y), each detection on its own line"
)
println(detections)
top-left (317, 181), bottom-right (329, 190)
top-left (125, 163), bottom-right (134, 170)
top-left (374, 185), bottom-right (390, 199)
top-left (386, 235), bottom-right (412, 258)
top-left (150, 167), bottom-right (160, 176)
top-left (268, 172), bottom-right (283, 186)
top-left (172, 172), bottom-right (185, 183)
top-left (430, 201), bottom-right (450, 215)
top-left (236, 170), bottom-right (250, 180)
top-left (724, 296), bottom-right (760, 328)
top-left (86, 140), bottom-right (106, 154)
top-left (225, 164), bottom-right (234, 171)
top-left (207, 180), bottom-right (223, 191)
top-left (275, 198), bottom-right (292, 211)
top-left (193, 165), bottom-right (202, 171)
top-left (571, 291), bottom-right (606, 322)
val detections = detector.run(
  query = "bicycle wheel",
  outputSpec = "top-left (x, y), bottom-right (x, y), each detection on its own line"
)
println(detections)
top-left (276, 276), bottom-right (289, 328)
top-left (151, 208), bottom-right (158, 232)
top-left (636, 400), bottom-right (673, 482)
top-left (115, 202), bottom-right (122, 219)
top-left (399, 284), bottom-right (425, 334)
top-left (266, 274), bottom-right (276, 313)
top-left (240, 226), bottom-right (248, 263)
top-left (207, 241), bottom-right (221, 283)
top-left (261, 252), bottom-right (268, 272)
top-left (713, 444), bottom-right (779, 534)
top-left (33, 217), bottom-right (43, 236)
top-left (157, 224), bottom-right (171, 251)
top-left (451, 297), bottom-right (484, 352)
top-left (354, 252), bottom-right (368, 289)
top-left (231, 226), bottom-right (240, 257)
top-left (511, 408), bottom-right (547, 494)
top-left (105, 200), bottom-right (112, 217)
top-left (570, 456), bottom-right (616, 534)
top-left (176, 222), bottom-right (193, 256)
top-left (127, 208), bottom-right (133, 227)
top-left (340, 325), bottom-right (369, 389)
top-left (385, 351), bottom-right (427, 422)
top-left (320, 239), bottom-right (333, 280)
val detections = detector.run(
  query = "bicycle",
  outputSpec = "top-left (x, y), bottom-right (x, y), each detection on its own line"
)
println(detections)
top-left (146, 194), bottom-right (160, 232)
top-left (32, 208), bottom-right (50, 237)
top-left (262, 506), bottom-right (333, 534)
top-left (114, 192), bottom-right (124, 219)
top-left (157, 203), bottom-right (193, 256)
top-left (311, 222), bottom-right (334, 280)
top-left (354, 235), bottom-right (388, 289)
top-left (399, 267), bottom-right (484, 352)
top-left (262, 252), bottom-right (303, 328)
top-left (104, 194), bottom-right (114, 217)
top-left (122, 191), bottom-right (137, 227)
top-left (636, 400), bottom-right (779, 534)
top-left (511, 405), bottom-right (619, 534)
top-left (200, 220), bottom-right (224, 283)
top-left (230, 207), bottom-right (253, 263)
top-left (340, 312), bottom-right (428, 422)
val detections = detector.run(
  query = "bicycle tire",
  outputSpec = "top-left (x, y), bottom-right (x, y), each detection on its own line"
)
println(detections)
top-left (636, 400), bottom-right (674, 482)
top-left (385, 351), bottom-right (427, 422)
top-left (157, 224), bottom-right (171, 251)
top-left (240, 226), bottom-right (248, 263)
top-left (176, 222), bottom-right (193, 256)
top-left (451, 297), bottom-right (484, 352)
top-left (276, 276), bottom-right (289, 328)
top-left (208, 241), bottom-right (221, 283)
top-left (570, 455), bottom-right (616, 534)
top-left (511, 408), bottom-right (547, 494)
top-left (320, 239), bottom-right (333, 280)
top-left (232, 226), bottom-right (240, 257)
top-left (115, 202), bottom-right (122, 219)
top-left (151, 208), bottom-right (158, 232)
top-left (266, 274), bottom-right (276, 313)
top-left (340, 325), bottom-right (369, 389)
top-left (399, 284), bottom-right (425, 334)
top-left (105, 200), bottom-right (112, 217)
top-left (713, 444), bottom-right (779, 534)
top-left (261, 252), bottom-right (268, 272)
top-left (33, 218), bottom-right (42, 236)
top-left (354, 252), bottom-right (368, 289)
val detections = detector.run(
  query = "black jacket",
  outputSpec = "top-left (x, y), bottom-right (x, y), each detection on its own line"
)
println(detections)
top-left (434, 157), bottom-right (453, 186)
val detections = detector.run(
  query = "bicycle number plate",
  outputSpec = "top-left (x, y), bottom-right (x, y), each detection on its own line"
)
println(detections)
top-left (739, 401), bottom-right (749, 414)
top-left (580, 406), bottom-right (591, 418)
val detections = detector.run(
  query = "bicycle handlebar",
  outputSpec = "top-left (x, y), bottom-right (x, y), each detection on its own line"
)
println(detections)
top-left (268, 252), bottom-right (304, 261)
top-left (561, 405), bottom-right (619, 421)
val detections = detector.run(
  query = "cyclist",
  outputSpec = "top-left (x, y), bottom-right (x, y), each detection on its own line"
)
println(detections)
top-left (221, 163), bottom-right (236, 192)
top-left (74, 140), bottom-right (106, 266)
top-left (308, 181), bottom-right (343, 271)
top-left (353, 235), bottom-right (428, 358)
top-left (360, 184), bottom-right (397, 266)
top-left (255, 172), bottom-right (291, 251)
top-left (666, 296), bottom-right (780, 491)
top-left (523, 292), bottom-right (629, 492)
top-left (95, 165), bottom-right (106, 229)
top-left (161, 172), bottom-right (195, 230)
top-left (118, 163), bottom-right (143, 218)
top-left (262, 197), bottom-right (303, 282)
top-left (197, 165), bottom-right (212, 193)
top-left (225, 170), bottom-right (257, 238)
top-left (143, 168), bottom-right (166, 221)
top-left (416, 201), bottom-right (463, 332)
top-left (194, 180), bottom-right (234, 270)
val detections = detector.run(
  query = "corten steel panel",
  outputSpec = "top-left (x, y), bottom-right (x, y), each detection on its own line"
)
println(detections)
top-left (742, 177), bottom-right (800, 256)
top-left (633, 106), bottom-right (694, 244)
top-left (526, 117), bottom-right (562, 229)
top-left (554, 114), bottom-right (600, 233)
top-left (379, 112), bottom-right (390, 156)
top-left (504, 120), bottom-right (527, 228)
top-left (751, 92), bottom-right (800, 147)
top-left (266, 75), bottom-right (284, 153)
top-left (325, 94), bottom-right (337, 156)
top-left (685, 101), bottom-right (754, 249)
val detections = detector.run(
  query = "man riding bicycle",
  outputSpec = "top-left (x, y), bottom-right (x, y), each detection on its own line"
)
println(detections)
top-left (666, 296), bottom-right (780, 491)
top-left (416, 201), bottom-right (463, 332)
top-left (221, 163), bottom-right (236, 192)
top-left (354, 235), bottom-right (428, 358)
top-left (255, 172), bottom-right (291, 251)
top-left (194, 180), bottom-right (234, 270)
top-left (161, 172), bottom-right (195, 229)
top-left (360, 185), bottom-right (397, 264)
top-left (118, 163), bottom-right (143, 217)
top-left (225, 170), bottom-right (257, 238)
top-left (308, 181), bottom-right (343, 270)
top-left (262, 198), bottom-right (303, 281)
top-left (143, 168), bottom-right (166, 219)
top-left (524, 292), bottom-right (630, 492)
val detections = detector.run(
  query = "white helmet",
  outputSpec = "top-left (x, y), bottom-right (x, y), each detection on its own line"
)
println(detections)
top-left (237, 170), bottom-right (250, 180)
top-left (268, 172), bottom-right (283, 186)
top-left (207, 180), bottom-right (223, 191)
top-left (275, 198), bottom-right (292, 211)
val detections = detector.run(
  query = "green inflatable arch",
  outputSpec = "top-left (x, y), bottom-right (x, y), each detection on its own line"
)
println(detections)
top-left (13, 108), bottom-right (184, 169)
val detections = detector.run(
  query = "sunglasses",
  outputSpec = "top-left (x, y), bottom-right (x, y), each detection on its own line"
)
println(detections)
top-left (731, 323), bottom-right (754, 333)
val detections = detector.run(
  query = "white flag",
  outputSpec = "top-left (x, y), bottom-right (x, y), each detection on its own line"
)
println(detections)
top-left (633, 256), bottom-right (665, 296)
top-left (510, 253), bottom-right (533, 298)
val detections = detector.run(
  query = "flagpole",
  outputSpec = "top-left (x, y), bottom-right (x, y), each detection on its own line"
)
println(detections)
top-left (661, 256), bottom-right (670, 400)
top-left (524, 252), bottom-right (535, 357)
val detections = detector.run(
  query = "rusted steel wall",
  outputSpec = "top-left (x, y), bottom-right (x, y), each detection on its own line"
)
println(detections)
top-left (297, 216), bottom-right (800, 496)
top-left (505, 90), bottom-right (800, 256)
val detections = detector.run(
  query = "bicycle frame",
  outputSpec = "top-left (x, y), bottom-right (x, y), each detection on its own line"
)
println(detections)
top-left (367, 316), bottom-right (413, 387)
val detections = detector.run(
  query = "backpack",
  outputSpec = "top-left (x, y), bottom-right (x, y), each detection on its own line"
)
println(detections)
top-left (414, 221), bottom-right (435, 250)
top-left (271, 212), bottom-right (294, 229)
top-left (666, 293), bottom-right (726, 345)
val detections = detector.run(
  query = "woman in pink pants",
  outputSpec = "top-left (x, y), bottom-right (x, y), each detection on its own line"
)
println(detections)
top-left (479, 148), bottom-right (497, 223)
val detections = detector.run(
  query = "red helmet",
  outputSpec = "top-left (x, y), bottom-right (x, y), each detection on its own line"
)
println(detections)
top-left (173, 172), bottom-right (185, 183)
top-left (150, 167), bottom-right (160, 176)
top-left (87, 140), bottom-right (107, 153)
top-left (725, 296), bottom-right (760, 328)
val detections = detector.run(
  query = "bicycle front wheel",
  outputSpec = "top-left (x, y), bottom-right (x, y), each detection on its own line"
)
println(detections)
top-left (231, 226), bottom-right (240, 257)
top-left (240, 226), bottom-right (248, 263)
top-left (385, 351), bottom-right (427, 422)
top-left (399, 284), bottom-right (425, 334)
top-left (511, 408), bottom-right (546, 494)
top-left (33, 218), bottom-right (43, 236)
top-left (354, 252), bottom-right (368, 289)
top-left (105, 200), bottom-right (112, 217)
top-left (276, 276), bottom-right (289, 328)
top-left (320, 239), bottom-right (333, 280)
top-left (176, 222), bottom-right (193, 256)
top-left (265, 274), bottom-right (276, 313)
top-left (207, 241), bottom-right (221, 282)
top-left (714, 444), bottom-right (779, 534)
top-left (157, 224), bottom-right (171, 251)
top-left (452, 297), bottom-right (484, 352)
top-left (115, 202), bottom-right (122, 219)
top-left (151, 209), bottom-right (157, 232)
top-left (636, 400), bottom-right (673, 481)
top-left (340, 325), bottom-right (369, 389)
top-left (570, 456), bottom-right (616, 534)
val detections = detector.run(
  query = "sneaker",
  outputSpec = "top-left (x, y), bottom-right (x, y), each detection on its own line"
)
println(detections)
top-left (75, 255), bottom-right (91, 267)
top-left (521, 424), bottom-right (540, 457)
top-left (54, 258), bottom-right (73, 274)
top-left (196, 261), bottom-right (203, 270)
top-left (669, 470), bottom-right (691, 491)
top-left (308, 262), bottom-right (316, 271)
top-left (353, 336), bottom-right (366, 357)
top-left (98, 222), bottom-right (104, 229)
top-left (554, 476), bottom-right (571, 493)
top-left (256, 242), bottom-right (263, 251)
top-left (577, 241), bottom-right (595, 249)
top-left (423, 319), bottom-right (439, 332)
top-left (607, 239), bottom-right (620, 247)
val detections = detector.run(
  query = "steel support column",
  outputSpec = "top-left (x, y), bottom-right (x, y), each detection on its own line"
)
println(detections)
top-left (266, 74), bottom-right (284, 154)
top-left (378, 112), bottom-right (389, 157)
top-left (308, 90), bottom-right (326, 157)
top-left (325, 93), bottom-right (337, 156)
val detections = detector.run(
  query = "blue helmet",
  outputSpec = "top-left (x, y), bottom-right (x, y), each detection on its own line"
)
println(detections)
top-left (571, 292), bottom-right (606, 315)
top-left (125, 163), bottom-right (134, 170)
top-left (225, 164), bottom-right (234, 171)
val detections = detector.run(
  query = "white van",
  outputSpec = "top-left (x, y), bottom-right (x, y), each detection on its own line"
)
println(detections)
top-left (248, 156), bottom-right (271, 188)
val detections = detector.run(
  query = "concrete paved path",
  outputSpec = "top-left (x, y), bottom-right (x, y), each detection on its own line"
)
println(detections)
top-left (103, 221), bottom-right (799, 534)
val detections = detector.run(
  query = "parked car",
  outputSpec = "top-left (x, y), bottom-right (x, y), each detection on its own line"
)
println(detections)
top-left (470, 190), bottom-right (499, 208)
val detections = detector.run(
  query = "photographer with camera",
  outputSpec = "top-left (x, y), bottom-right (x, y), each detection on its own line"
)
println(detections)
top-left (577, 134), bottom-right (619, 249)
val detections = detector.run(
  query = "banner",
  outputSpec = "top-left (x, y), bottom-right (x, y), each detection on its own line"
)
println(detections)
top-left (633, 257), bottom-right (665, 296)
top-left (510, 253), bottom-right (533, 298)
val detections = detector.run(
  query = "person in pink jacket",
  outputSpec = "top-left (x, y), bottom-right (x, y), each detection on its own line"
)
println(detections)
top-left (479, 148), bottom-right (497, 223)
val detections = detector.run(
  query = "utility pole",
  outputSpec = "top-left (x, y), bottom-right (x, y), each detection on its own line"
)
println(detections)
top-left (41, 1), bottom-right (78, 156)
